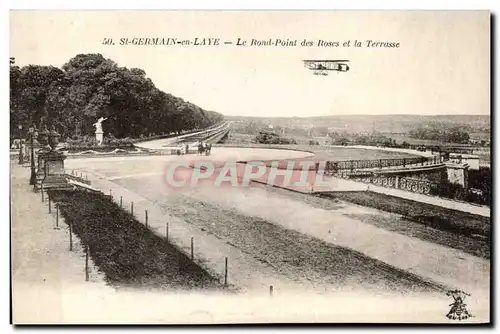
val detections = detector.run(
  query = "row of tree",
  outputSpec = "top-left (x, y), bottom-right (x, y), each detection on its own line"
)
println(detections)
top-left (10, 54), bottom-right (224, 140)
top-left (254, 130), bottom-right (297, 145)
top-left (408, 126), bottom-right (470, 144)
top-left (329, 132), bottom-right (399, 147)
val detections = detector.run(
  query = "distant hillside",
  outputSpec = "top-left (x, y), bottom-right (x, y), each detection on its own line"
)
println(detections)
top-left (226, 114), bottom-right (490, 135)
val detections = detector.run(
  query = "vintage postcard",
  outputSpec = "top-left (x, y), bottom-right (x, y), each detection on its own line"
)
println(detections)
top-left (10, 10), bottom-right (491, 324)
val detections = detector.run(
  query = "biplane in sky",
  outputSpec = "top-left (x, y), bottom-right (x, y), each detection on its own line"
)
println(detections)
top-left (302, 60), bottom-right (350, 76)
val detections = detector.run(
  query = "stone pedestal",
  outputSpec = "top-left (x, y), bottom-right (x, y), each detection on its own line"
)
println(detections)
top-left (96, 131), bottom-right (104, 146)
top-left (35, 148), bottom-right (70, 190)
top-left (446, 162), bottom-right (469, 189)
top-left (41, 150), bottom-right (71, 189)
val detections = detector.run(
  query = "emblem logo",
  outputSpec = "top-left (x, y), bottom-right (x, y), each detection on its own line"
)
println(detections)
top-left (446, 290), bottom-right (473, 320)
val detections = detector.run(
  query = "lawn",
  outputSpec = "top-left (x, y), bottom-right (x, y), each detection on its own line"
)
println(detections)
top-left (47, 189), bottom-right (224, 292)
top-left (257, 185), bottom-right (490, 259)
top-left (220, 141), bottom-right (420, 162)
top-left (309, 147), bottom-right (419, 162)
top-left (318, 192), bottom-right (490, 239)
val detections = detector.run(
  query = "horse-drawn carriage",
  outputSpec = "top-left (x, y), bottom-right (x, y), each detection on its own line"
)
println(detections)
top-left (197, 142), bottom-right (212, 156)
top-left (172, 141), bottom-right (212, 156)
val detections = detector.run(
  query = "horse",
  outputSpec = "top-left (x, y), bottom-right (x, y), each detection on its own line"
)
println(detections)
top-left (197, 142), bottom-right (204, 155)
top-left (197, 142), bottom-right (212, 156)
top-left (205, 143), bottom-right (212, 156)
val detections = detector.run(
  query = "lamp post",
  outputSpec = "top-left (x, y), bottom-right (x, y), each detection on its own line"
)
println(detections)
top-left (28, 125), bottom-right (38, 186)
top-left (18, 124), bottom-right (24, 164)
top-left (34, 124), bottom-right (49, 190)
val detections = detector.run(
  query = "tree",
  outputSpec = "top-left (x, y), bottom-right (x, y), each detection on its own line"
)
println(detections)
top-left (408, 125), bottom-right (471, 144)
top-left (10, 53), bottom-right (224, 140)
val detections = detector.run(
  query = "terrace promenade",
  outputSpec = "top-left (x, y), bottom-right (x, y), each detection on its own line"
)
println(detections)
top-left (135, 121), bottom-right (230, 151)
top-left (11, 164), bottom-right (111, 323)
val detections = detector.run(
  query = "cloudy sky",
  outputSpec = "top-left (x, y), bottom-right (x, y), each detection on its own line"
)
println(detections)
top-left (10, 11), bottom-right (490, 117)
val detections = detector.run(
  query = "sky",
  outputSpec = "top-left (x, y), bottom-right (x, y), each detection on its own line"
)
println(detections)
top-left (10, 11), bottom-right (490, 118)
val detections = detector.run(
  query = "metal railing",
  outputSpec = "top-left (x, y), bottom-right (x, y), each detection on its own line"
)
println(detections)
top-left (324, 155), bottom-right (446, 174)
top-left (397, 177), bottom-right (438, 195)
top-left (348, 174), bottom-right (440, 195)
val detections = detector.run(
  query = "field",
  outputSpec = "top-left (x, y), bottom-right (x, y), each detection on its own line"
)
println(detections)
top-left (474, 148), bottom-right (492, 165)
top-left (221, 133), bottom-right (421, 162)
top-left (382, 133), bottom-right (491, 165)
top-left (226, 115), bottom-right (491, 165)
top-left (226, 114), bottom-right (490, 136)
top-left (306, 146), bottom-right (420, 162)
top-left (225, 131), bottom-right (491, 167)
top-left (316, 191), bottom-right (490, 259)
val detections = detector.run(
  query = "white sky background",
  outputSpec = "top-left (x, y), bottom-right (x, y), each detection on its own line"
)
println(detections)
top-left (10, 11), bottom-right (490, 117)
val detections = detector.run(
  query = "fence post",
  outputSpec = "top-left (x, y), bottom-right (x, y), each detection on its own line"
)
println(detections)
top-left (403, 158), bottom-right (406, 167)
top-left (166, 222), bottom-right (169, 241)
top-left (145, 210), bottom-right (148, 228)
top-left (120, 196), bottom-right (122, 208)
top-left (69, 220), bottom-right (73, 251)
top-left (191, 237), bottom-right (194, 260)
top-left (85, 246), bottom-right (89, 282)
top-left (131, 202), bottom-right (134, 216)
top-left (379, 159), bottom-right (382, 169)
top-left (109, 189), bottom-right (112, 198)
top-left (48, 195), bottom-right (51, 213)
top-left (224, 257), bottom-right (228, 286)
top-left (41, 186), bottom-right (44, 202)
top-left (55, 204), bottom-right (59, 228)
top-left (270, 285), bottom-right (274, 296)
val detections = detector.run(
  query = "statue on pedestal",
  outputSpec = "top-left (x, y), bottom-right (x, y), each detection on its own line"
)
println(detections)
top-left (48, 125), bottom-right (61, 150)
top-left (36, 123), bottom-right (70, 190)
top-left (93, 117), bottom-right (107, 146)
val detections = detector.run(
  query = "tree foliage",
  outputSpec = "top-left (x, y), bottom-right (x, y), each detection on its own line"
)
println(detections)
top-left (10, 54), bottom-right (224, 140)
top-left (408, 125), bottom-right (470, 144)
top-left (255, 130), bottom-right (297, 145)
top-left (328, 131), bottom-right (398, 147)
